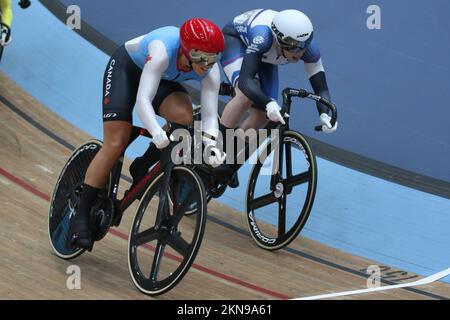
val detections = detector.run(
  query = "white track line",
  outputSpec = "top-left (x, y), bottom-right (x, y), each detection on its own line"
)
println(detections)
top-left (0, 176), bottom-right (11, 186)
top-left (293, 267), bottom-right (450, 300)
top-left (35, 164), bottom-right (54, 174)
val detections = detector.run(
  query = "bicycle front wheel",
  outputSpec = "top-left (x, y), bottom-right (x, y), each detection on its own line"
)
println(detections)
top-left (128, 166), bottom-right (207, 295)
top-left (246, 130), bottom-right (317, 251)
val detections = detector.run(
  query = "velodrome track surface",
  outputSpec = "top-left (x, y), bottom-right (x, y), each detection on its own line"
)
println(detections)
top-left (2, 1), bottom-right (449, 284)
top-left (1, 1), bottom-right (449, 300)
top-left (1, 72), bottom-right (449, 299)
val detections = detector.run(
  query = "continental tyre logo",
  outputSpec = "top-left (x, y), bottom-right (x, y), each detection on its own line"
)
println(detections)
top-left (248, 211), bottom-right (276, 244)
top-left (283, 136), bottom-right (310, 168)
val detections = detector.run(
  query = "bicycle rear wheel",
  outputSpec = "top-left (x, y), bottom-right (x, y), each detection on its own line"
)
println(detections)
top-left (48, 140), bottom-right (103, 259)
top-left (246, 130), bottom-right (317, 250)
top-left (128, 166), bottom-right (207, 295)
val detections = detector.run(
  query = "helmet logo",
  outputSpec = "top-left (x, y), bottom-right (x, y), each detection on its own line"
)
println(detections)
top-left (297, 33), bottom-right (309, 38)
top-left (271, 22), bottom-right (285, 39)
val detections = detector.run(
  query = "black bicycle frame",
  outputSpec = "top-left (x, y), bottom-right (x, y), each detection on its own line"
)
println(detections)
top-left (105, 126), bottom-right (169, 225)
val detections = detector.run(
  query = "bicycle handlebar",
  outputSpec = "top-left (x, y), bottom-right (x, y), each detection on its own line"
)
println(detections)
top-left (219, 83), bottom-right (338, 132)
top-left (281, 88), bottom-right (338, 131)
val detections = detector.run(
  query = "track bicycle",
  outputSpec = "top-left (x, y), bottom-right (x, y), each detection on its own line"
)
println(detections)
top-left (192, 83), bottom-right (338, 251)
top-left (48, 125), bottom-right (207, 295)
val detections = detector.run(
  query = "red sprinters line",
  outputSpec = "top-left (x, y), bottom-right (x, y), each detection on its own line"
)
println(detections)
top-left (0, 167), bottom-right (51, 201)
top-left (109, 229), bottom-right (290, 299)
top-left (0, 166), bottom-right (290, 300)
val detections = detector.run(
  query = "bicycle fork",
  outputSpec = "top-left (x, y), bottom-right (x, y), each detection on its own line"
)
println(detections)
top-left (270, 125), bottom-right (288, 236)
top-left (154, 144), bottom-right (176, 229)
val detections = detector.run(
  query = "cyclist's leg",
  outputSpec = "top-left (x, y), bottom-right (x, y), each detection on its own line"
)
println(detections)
top-left (129, 81), bottom-right (191, 187)
top-left (239, 108), bottom-right (267, 131)
top-left (219, 37), bottom-right (252, 178)
top-left (84, 122), bottom-right (131, 189)
top-left (70, 123), bottom-right (131, 249)
top-left (69, 44), bottom-right (139, 249)
top-left (156, 85), bottom-right (193, 126)
top-left (221, 81), bottom-right (253, 128)
top-left (218, 85), bottom-right (253, 187)
top-left (220, 33), bottom-right (252, 128)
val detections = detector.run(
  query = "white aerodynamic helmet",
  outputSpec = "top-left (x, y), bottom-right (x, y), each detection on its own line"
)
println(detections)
top-left (271, 9), bottom-right (314, 52)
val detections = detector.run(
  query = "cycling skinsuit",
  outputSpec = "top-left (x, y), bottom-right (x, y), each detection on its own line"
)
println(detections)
top-left (102, 26), bottom-right (217, 125)
top-left (220, 9), bottom-right (328, 112)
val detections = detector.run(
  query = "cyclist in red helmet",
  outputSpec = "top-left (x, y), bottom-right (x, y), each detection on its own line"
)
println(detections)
top-left (68, 18), bottom-right (226, 250)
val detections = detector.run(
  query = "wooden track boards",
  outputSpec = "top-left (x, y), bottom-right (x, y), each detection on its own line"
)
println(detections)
top-left (1, 72), bottom-right (449, 300)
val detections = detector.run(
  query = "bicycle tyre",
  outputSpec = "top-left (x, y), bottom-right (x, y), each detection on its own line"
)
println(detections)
top-left (128, 166), bottom-right (207, 295)
top-left (246, 130), bottom-right (317, 251)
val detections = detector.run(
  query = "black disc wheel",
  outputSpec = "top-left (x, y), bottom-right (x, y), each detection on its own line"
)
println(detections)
top-left (48, 140), bottom-right (103, 259)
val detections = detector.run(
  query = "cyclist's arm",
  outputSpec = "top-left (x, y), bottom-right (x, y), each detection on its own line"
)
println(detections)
top-left (0, 0), bottom-right (13, 27)
top-left (308, 68), bottom-right (331, 115)
top-left (135, 40), bottom-right (169, 137)
top-left (200, 63), bottom-right (220, 146)
top-left (259, 62), bottom-right (279, 101)
top-left (238, 26), bottom-right (274, 110)
top-left (303, 39), bottom-right (331, 115)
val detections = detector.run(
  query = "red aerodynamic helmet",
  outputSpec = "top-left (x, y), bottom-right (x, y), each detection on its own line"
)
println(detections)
top-left (180, 18), bottom-right (225, 57)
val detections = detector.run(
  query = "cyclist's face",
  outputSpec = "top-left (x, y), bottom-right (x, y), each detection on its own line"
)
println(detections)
top-left (283, 48), bottom-right (307, 63)
top-left (192, 61), bottom-right (215, 76)
top-left (190, 49), bottom-right (217, 75)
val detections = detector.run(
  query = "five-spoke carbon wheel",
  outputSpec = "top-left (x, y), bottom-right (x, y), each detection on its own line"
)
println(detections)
top-left (128, 166), bottom-right (207, 295)
top-left (246, 130), bottom-right (317, 250)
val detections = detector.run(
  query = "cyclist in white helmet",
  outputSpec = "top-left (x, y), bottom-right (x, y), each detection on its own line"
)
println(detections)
top-left (219, 9), bottom-right (337, 186)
